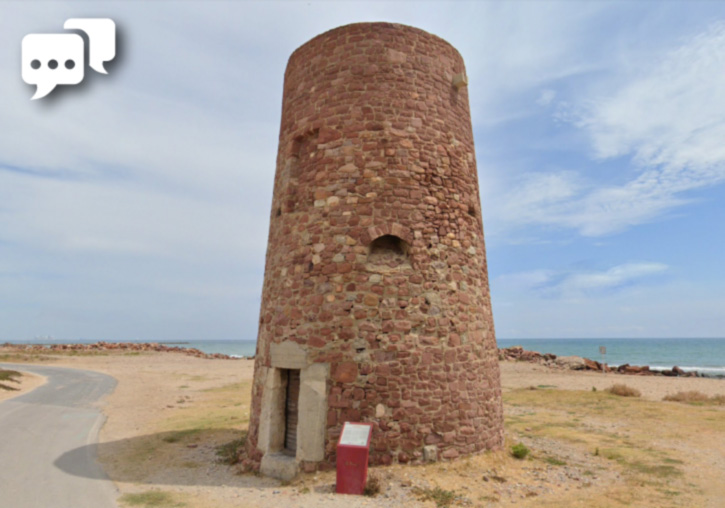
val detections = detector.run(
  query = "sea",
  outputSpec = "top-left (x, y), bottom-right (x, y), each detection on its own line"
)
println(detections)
top-left (7, 337), bottom-right (725, 377)
top-left (497, 338), bottom-right (725, 377)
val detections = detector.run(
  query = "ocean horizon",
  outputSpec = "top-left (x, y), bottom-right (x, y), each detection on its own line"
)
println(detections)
top-left (7, 337), bottom-right (725, 376)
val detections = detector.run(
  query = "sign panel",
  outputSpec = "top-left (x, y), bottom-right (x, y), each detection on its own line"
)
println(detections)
top-left (340, 422), bottom-right (372, 447)
top-left (599, 346), bottom-right (607, 355)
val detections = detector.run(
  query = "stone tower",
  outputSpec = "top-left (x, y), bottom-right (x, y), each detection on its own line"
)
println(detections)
top-left (245, 22), bottom-right (503, 478)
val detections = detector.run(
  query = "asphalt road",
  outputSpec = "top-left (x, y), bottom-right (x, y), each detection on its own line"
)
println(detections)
top-left (0, 363), bottom-right (118, 508)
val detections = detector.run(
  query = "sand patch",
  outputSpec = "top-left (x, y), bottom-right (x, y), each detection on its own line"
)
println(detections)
top-left (500, 360), bottom-right (725, 400)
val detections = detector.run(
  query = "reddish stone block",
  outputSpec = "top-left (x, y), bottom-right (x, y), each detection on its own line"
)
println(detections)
top-left (363, 294), bottom-right (380, 306)
top-left (359, 363), bottom-right (373, 375)
top-left (329, 396), bottom-right (350, 409)
top-left (318, 126), bottom-right (342, 144)
top-left (332, 361), bottom-right (358, 383)
top-left (327, 410), bottom-right (338, 426)
top-left (425, 433), bottom-right (442, 445)
top-left (441, 448), bottom-right (459, 459)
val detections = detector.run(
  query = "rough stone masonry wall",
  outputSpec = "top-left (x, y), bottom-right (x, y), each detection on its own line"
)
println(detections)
top-left (246, 22), bottom-right (504, 468)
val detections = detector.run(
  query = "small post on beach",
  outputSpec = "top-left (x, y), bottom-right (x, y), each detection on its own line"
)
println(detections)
top-left (599, 346), bottom-right (607, 375)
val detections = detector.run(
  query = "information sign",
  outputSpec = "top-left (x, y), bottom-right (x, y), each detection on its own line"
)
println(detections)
top-left (340, 423), bottom-right (372, 447)
top-left (336, 422), bottom-right (373, 495)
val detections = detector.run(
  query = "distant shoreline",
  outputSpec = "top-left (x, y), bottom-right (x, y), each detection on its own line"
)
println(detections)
top-left (1, 341), bottom-right (246, 361)
top-left (500, 345), bottom-right (725, 379)
top-left (19, 341), bottom-right (191, 346)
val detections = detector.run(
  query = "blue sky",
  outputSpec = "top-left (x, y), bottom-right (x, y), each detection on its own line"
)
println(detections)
top-left (1, 1), bottom-right (724, 341)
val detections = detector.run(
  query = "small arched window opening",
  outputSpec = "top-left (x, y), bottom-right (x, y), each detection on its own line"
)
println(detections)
top-left (367, 235), bottom-right (410, 269)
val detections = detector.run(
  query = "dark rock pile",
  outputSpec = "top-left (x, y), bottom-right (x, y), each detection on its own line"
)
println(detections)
top-left (499, 345), bottom-right (698, 377)
top-left (1, 341), bottom-right (243, 360)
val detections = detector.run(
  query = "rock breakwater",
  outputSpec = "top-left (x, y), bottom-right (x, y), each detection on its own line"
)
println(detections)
top-left (499, 346), bottom-right (699, 377)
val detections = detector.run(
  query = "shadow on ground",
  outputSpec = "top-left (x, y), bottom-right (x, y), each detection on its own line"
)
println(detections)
top-left (54, 428), bottom-right (279, 488)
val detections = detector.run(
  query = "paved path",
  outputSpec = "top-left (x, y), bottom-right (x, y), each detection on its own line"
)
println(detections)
top-left (0, 363), bottom-right (118, 508)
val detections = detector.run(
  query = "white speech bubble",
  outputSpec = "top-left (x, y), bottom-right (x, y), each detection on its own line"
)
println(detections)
top-left (63, 18), bottom-right (115, 74)
top-left (22, 33), bottom-right (85, 100)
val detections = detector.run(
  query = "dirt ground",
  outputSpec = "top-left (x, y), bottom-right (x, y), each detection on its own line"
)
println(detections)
top-left (2, 348), bottom-right (724, 508)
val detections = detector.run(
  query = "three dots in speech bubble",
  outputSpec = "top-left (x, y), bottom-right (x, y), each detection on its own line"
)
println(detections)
top-left (22, 18), bottom-right (116, 100)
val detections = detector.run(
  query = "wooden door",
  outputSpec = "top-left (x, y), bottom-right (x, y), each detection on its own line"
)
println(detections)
top-left (284, 369), bottom-right (300, 453)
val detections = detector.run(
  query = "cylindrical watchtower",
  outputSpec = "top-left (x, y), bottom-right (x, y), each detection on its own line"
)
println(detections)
top-left (245, 22), bottom-right (503, 477)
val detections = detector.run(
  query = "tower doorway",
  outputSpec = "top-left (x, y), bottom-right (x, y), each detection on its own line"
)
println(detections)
top-left (284, 369), bottom-right (300, 455)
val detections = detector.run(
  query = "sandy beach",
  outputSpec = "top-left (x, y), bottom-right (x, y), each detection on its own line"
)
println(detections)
top-left (1, 347), bottom-right (724, 507)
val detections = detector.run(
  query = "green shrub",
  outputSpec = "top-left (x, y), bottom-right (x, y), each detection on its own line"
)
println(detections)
top-left (511, 443), bottom-right (530, 459)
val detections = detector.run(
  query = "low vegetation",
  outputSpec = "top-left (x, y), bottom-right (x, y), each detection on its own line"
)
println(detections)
top-left (161, 429), bottom-right (200, 443)
top-left (606, 384), bottom-right (641, 397)
top-left (413, 486), bottom-right (458, 507)
top-left (119, 490), bottom-right (184, 507)
top-left (0, 368), bottom-right (21, 391)
top-left (0, 352), bottom-right (56, 363)
top-left (544, 456), bottom-right (567, 466)
top-left (511, 442), bottom-right (530, 459)
top-left (663, 391), bottom-right (725, 405)
top-left (215, 433), bottom-right (247, 465)
top-left (503, 386), bottom-right (725, 506)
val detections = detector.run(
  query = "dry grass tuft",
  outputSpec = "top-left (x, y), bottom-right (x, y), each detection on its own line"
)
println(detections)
top-left (606, 384), bottom-right (641, 398)
top-left (363, 473), bottom-right (382, 496)
top-left (0, 368), bottom-right (21, 391)
top-left (663, 391), bottom-right (725, 405)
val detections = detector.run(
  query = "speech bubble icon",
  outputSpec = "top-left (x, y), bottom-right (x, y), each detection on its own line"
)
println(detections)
top-left (64, 18), bottom-right (115, 74)
top-left (22, 33), bottom-right (85, 100)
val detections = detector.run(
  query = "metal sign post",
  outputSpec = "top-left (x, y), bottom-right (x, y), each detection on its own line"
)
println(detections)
top-left (599, 346), bottom-right (607, 374)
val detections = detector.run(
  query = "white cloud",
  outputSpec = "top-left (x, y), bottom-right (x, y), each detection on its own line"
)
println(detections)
top-left (537, 89), bottom-right (557, 107)
top-left (581, 22), bottom-right (725, 168)
top-left (488, 22), bottom-right (725, 238)
top-left (559, 263), bottom-right (668, 294)
top-left (496, 171), bottom-right (582, 227)
top-left (567, 22), bottom-right (725, 234)
top-left (497, 262), bottom-right (668, 299)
